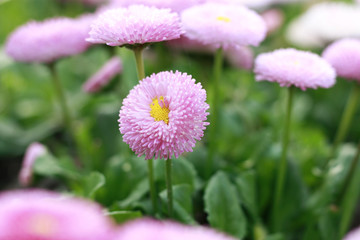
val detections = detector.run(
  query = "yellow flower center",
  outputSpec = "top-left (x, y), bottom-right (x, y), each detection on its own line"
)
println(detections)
top-left (216, 16), bottom-right (231, 23)
top-left (150, 96), bottom-right (170, 124)
top-left (28, 214), bottom-right (57, 237)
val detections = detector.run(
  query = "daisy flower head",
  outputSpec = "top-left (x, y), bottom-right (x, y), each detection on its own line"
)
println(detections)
top-left (254, 48), bottom-right (336, 90)
top-left (322, 38), bottom-right (360, 82)
top-left (181, 2), bottom-right (267, 49)
top-left (5, 16), bottom-right (93, 63)
top-left (83, 56), bottom-right (123, 93)
top-left (87, 5), bottom-right (183, 47)
top-left (0, 190), bottom-right (113, 240)
top-left (119, 71), bottom-right (209, 160)
top-left (19, 143), bottom-right (47, 187)
top-left (112, 218), bottom-right (237, 240)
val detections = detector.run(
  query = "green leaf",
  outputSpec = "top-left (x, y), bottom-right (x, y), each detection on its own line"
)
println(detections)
top-left (118, 178), bottom-right (149, 208)
top-left (83, 172), bottom-right (106, 199)
top-left (204, 171), bottom-right (247, 239)
top-left (106, 210), bottom-right (142, 224)
top-left (160, 184), bottom-right (196, 225)
top-left (235, 170), bottom-right (258, 219)
top-left (33, 154), bottom-right (79, 179)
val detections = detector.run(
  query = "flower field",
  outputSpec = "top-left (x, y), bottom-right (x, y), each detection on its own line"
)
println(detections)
top-left (0, 0), bottom-right (360, 239)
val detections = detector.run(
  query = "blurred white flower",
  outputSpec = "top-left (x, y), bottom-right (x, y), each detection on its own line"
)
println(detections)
top-left (286, 2), bottom-right (360, 48)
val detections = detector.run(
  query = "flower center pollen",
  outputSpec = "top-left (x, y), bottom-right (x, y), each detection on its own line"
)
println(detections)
top-left (150, 96), bottom-right (170, 124)
top-left (216, 16), bottom-right (231, 22)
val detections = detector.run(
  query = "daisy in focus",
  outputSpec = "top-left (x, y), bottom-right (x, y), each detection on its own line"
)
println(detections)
top-left (118, 71), bottom-right (209, 160)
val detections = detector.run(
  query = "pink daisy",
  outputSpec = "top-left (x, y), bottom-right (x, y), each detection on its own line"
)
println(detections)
top-left (83, 57), bottom-right (123, 93)
top-left (261, 9), bottom-right (284, 34)
top-left (19, 143), bottom-right (47, 187)
top-left (322, 38), bottom-right (360, 82)
top-left (112, 219), bottom-right (236, 240)
top-left (344, 227), bottom-right (360, 240)
top-left (108, 0), bottom-right (201, 13)
top-left (87, 5), bottom-right (183, 47)
top-left (181, 2), bottom-right (266, 48)
top-left (225, 46), bottom-right (253, 70)
top-left (119, 71), bottom-right (209, 160)
top-left (0, 190), bottom-right (114, 240)
top-left (5, 15), bottom-right (93, 63)
top-left (254, 48), bottom-right (336, 90)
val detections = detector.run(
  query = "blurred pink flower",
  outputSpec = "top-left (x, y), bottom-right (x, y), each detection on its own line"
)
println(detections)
top-left (344, 227), bottom-right (360, 240)
top-left (261, 9), bottom-right (284, 34)
top-left (181, 2), bottom-right (266, 48)
top-left (108, 0), bottom-right (201, 12)
top-left (225, 46), bottom-right (253, 70)
top-left (5, 15), bottom-right (94, 63)
top-left (112, 219), bottom-right (237, 240)
top-left (87, 5), bottom-right (183, 47)
top-left (322, 38), bottom-right (360, 82)
top-left (166, 36), bottom-right (217, 53)
top-left (254, 48), bottom-right (336, 90)
top-left (83, 57), bottom-right (123, 93)
top-left (0, 190), bottom-right (114, 240)
top-left (19, 143), bottom-right (47, 187)
top-left (119, 71), bottom-right (209, 160)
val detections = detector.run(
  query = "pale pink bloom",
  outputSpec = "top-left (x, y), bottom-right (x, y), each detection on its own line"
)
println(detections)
top-left (254, 48), bottom-right (336, 90)
top-left (261, 9), bottom-right (284, 34)
top-left (225, 46), bottom-right (253, 70)
top-left (108, 0), bottom-right (201, 12)
top-left (87, 5), bottom-right (183, 46)
top-left (5, 15), bottom-right (93, 63)
top-left (119, 71), bottom-right (209, 160)
top-left (19, 143), bottom-right (47, 187)
top-left (0, 190), bottom-right (114, 240)
top-left (344, 227), bottom-right (360, 240)
top-left (181, 2), bottom-right (267, 48)
top-left (166, 36), bottom-right (217, 54)
top-left (203, 0), bottom-right (272, 9)
top-left (112, 219), bottom-right (237, 240)
top-left (83, 57), bottom-right (122, 93)
top-left (322, 38), bottom-right (360, 82)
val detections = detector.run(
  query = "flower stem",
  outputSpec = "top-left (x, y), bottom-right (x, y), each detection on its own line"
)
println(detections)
top-left (330, 83), bottom-right (360, 160)
top-left (132, 45), bottom-right (157, 213)
top-left (147, 159), bottom-right (157, 213)
top-left (271, 86), bottom-right (294, 232)
top-left (133, 46), bottom-right (145, 80)
top-left (207, 47), bottom-right (224, 178)
top-left (48, 63), bottom-right (75, 146)
top-left (165, 158), bottom-right (173, 217)
top-left (339, 141), bottom-right (360, 238)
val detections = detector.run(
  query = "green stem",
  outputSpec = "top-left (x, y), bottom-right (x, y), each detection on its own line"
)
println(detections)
top-left (339, 141), bottom-right (360, 238)
top-left (165, 158), bottom-right (173, 217)
top-left (48, 63), bottom-right (75, 144)
top-left (271, 86), bottom-right (294, 232)
top-left (132, 45), bottom-right (158, 213)
top-left (133, 46), bottom-right (145, 80)
top-left (147, 159), bottom-right (157, 213)
top-left (207, 47), bottom-right (224, 178)
top-left (330, 83), bottom-right (360, 159)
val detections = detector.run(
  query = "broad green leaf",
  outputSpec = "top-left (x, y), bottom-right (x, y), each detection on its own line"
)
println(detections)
top-left (33, 154), bottom-right (79, 179)
top-left (106, 211), bottom-right (142, 224)
top-left (235, 170), bottom-right (257, 219)
top-left (118, 179), bottom-right (149, 208)
top-left (204, 171), bottom-right (247, 239)
top-left (160, 184), bottom-right (196, 225)
top-left (83, 172), bottom-right (106, 199)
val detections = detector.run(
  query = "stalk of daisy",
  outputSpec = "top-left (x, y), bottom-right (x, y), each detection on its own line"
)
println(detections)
top-left (322, 38), bottom-right (360, 160)
top-left (254, 48), bottom-right (336, 232)
top-left (5, 16), bottom-right (94, 162)
top-left (181, 2), bottom-right (266, 178)
top-left (87, 5), bottom-right (183, 215)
